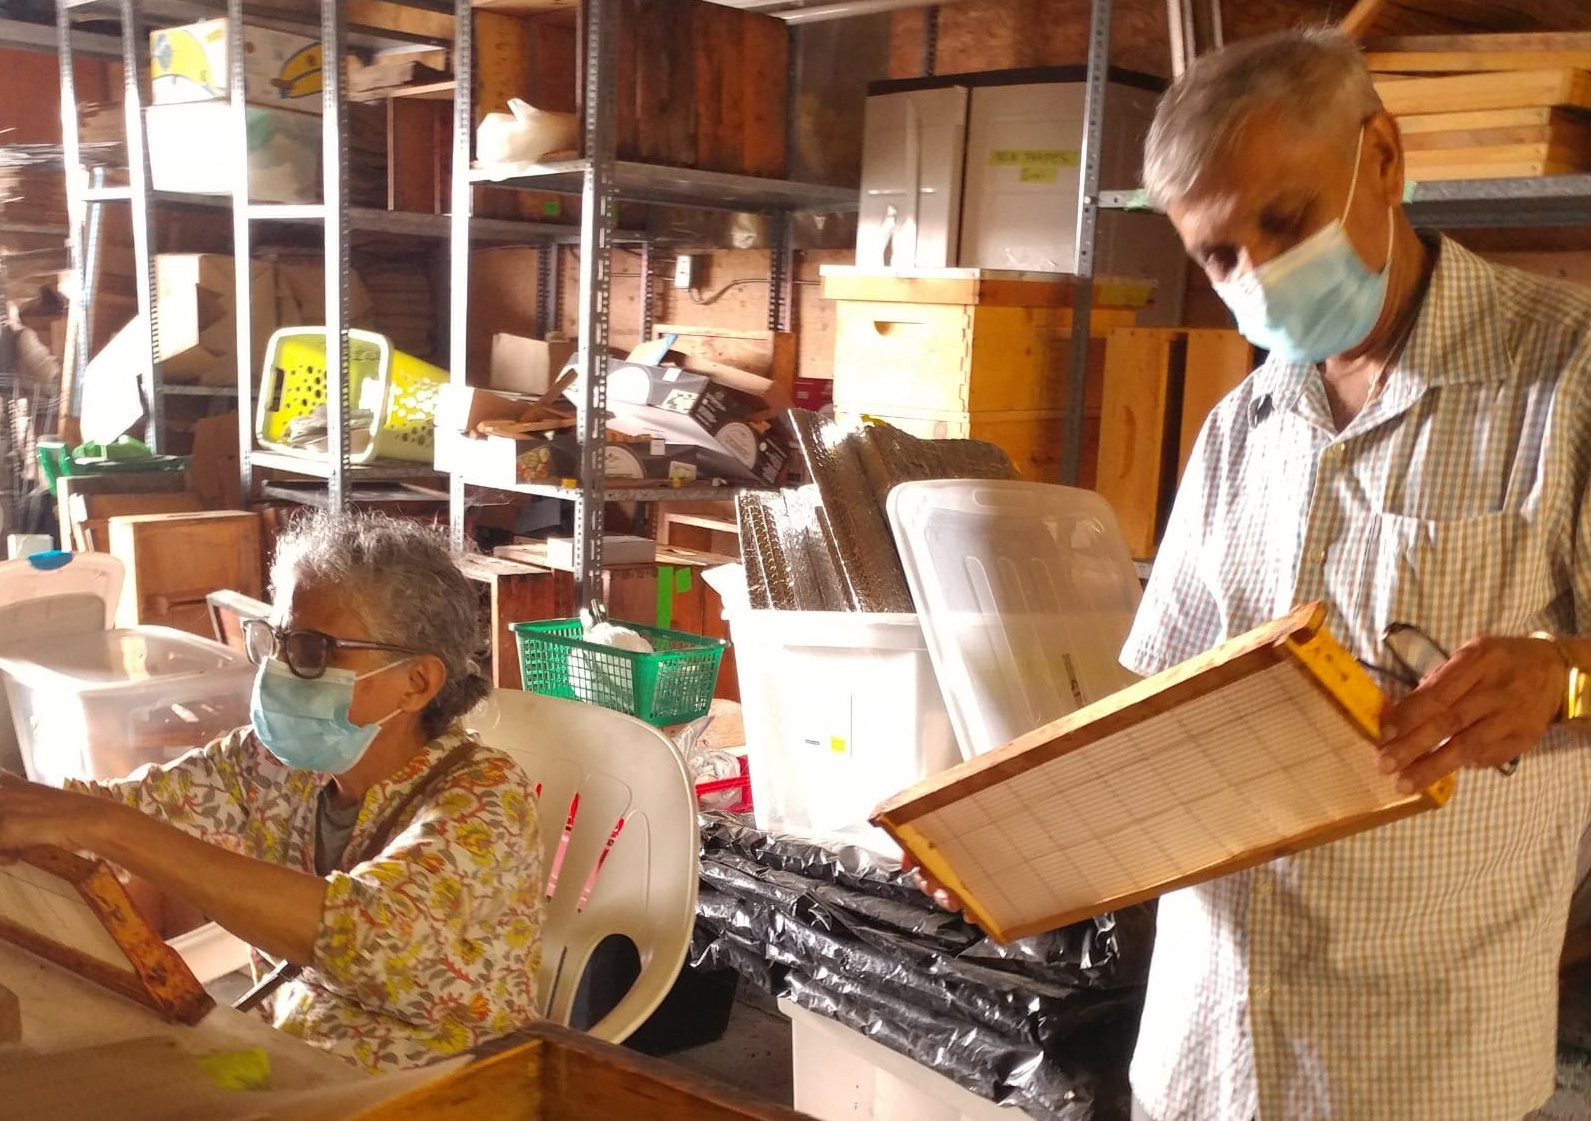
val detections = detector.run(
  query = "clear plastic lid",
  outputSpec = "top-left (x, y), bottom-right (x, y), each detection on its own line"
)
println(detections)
top-left (887, 480), bottom-right (1142, 760)
top-left (0, 627), bottom-right (245, 688)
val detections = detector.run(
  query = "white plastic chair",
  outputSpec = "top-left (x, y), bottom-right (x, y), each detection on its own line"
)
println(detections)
top-left (473, 688), bottom-right (701, 1044)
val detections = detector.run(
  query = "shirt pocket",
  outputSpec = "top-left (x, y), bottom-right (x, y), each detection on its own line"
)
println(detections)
top-left (1369, 510), bottom-right (1554, 653)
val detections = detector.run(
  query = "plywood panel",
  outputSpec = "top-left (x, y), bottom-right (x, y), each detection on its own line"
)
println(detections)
top-left (1179, 329), bottom-right (1254, 476)
top-left (1375, 68), bottom-right (1591, 115)
top-left (1095, 328), bottom-right (1180, 559)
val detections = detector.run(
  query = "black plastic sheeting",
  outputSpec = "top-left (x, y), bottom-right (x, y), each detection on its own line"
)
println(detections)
top-left (691, 819), bottom-right (1156, 1121)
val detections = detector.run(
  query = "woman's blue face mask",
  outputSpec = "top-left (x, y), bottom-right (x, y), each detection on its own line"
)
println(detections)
top-left (1211, 127), bottom-right (1394, 364)
top-left (250, 658), bottom-right (406, 774)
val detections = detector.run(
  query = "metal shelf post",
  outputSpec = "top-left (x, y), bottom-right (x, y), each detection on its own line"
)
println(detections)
top-left (1061, 0), bottom-right (1111, 488)
top-left (574, 0), bottom-right (620, 615)
top-left (231, 0), bottom-right (258, 505)
top-left (116, 0), bottom-right (163, 454)
top-left (447, 0), bottom-right (474, 547)
top-left (323, 0), bottom-right (352, 512)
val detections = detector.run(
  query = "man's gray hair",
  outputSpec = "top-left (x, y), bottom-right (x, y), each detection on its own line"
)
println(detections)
top-left (1143, 27), bottom-right (1384, 209)
top-left (271, 510), bottom-right (490, 737)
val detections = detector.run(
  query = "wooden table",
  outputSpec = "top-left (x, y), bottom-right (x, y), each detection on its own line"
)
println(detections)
top-left (0, 940), bottom-right (455, 1119)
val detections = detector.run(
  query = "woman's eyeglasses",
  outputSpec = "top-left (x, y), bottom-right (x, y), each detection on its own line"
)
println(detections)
top-left (242, 618), bottom-right (421, 681)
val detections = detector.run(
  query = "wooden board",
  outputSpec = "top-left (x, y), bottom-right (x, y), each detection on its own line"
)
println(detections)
top-left (1397, 105), bottom-right (1560, 134)
top-left (1399, 111), bottom-right (1591, 153)
top-left (1178, 329), bottom-right (1254, 478)
top-left (0, 982), bottom-right (18, 1044)
top-left (820, 266), bottom-right (1156, 309)
top-left (0, 847), bottom-right (212, 1024)
top-left (1365, 32), bottom-right (1591, 54)
top-left (1375, 69), bottom-right (1591, 116)
top-left (491, 543), bottom-right (659, 629)
top-left (55, 473), bottom-right (191, 555)
top-left (350, 1021), bottom-right (814, 1120)
top-left (871, 603), bottom-right (1456, 943)
top-left (458, 553), bottom-right (560, 690)
top-left (694, 0), bottom-right (746, 176)
top-left (1093, 328), bottom-right (1182, 559)
top-left (1369, 49), bottom-right (1591, 73)
top-left (623, 0), bottom-right (698, 168)
top-left (651, 324), bottom-right (798, 401)
top-left (1405, 144), bottom-right (1587, 180)
top-left (205, 589), bottom-right (271, 656)
top-left (68, 491), bottom-right (205, 553)
top-left (107, 511), bottom-right (264, 637)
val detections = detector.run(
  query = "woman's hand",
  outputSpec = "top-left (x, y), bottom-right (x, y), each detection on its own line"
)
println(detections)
top-left (0, 772), bottom-right (122, 856)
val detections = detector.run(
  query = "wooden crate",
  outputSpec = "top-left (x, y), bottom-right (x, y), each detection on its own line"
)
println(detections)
top-left (350, 1021), bottom-right (813, 1120)
top-left (832, 302), bottom-right (1127, 416)
top-left (1095, 327), bottom-right (1255, 559)
top-left (106, 512), bottom-right (264, 637)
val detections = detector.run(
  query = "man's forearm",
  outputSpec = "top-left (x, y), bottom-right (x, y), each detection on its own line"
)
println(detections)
top-left (80, 804), bottom-right (327, 965)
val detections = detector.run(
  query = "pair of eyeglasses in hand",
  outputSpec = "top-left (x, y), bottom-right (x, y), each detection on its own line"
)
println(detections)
top-left (1356, 622), bottom-right (1519, 777)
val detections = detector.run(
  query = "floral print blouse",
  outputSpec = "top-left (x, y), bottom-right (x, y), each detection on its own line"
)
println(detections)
top-left (71, 723), bottom-right (543, 1072)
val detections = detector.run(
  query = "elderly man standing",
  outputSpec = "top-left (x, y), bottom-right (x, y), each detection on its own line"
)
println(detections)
top-left (1120, 27), bottom-right (1591, 1121)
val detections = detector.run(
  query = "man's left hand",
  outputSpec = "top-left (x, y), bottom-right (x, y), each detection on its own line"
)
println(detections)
top-left (1378, 636), bottom-right (1565, 794)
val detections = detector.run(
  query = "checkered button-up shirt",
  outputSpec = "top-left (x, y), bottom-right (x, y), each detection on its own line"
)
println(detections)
top-left (1121, 235), bottom-right (1591, 1121)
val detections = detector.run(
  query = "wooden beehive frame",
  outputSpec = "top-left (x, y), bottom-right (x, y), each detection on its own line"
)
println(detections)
top-left (0, 846), bottom-right (213, 1025)
top-left (873, 603), bottom-right (1456, 943)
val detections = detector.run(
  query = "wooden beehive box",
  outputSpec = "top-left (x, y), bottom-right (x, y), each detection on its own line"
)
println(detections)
top-left (351, 1022), bottom-right (816, 1120)
top-left (823, 267), bottom-right (1151, 485)
top-left (107, 511), bottom-right (264, 638)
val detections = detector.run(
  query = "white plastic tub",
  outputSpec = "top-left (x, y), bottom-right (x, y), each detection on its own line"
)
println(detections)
top-left (727, 608), bottom-right (960, 857)
top-left (0, 627), bottom-right (253, 787)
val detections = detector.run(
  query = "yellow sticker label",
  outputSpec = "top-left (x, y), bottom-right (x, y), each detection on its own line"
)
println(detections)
top-left (990, 149), bottom-right (1080, 169)
top-left (1020, 166), bottom-right (1060, 183)
top-left (830, 737), bottom-right (848, 755)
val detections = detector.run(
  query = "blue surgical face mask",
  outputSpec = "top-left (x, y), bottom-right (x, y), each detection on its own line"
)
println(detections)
top-left (250, 658), bottom-right (405, 774)
top-left (1212, 128), bottom-right (1394, 364)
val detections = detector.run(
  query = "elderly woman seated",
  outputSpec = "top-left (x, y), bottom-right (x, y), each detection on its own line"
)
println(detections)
top-left (0, 511), bottom-right (542, 1072)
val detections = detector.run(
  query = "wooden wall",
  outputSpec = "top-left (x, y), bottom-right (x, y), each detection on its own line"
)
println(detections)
top-left (548, 246), bottom-right (849, 382)
top-left (886, 0), bottom-right (1360, 80)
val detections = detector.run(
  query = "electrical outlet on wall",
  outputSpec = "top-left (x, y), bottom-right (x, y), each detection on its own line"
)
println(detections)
top-left (673, 254), bottom-right (703, 290)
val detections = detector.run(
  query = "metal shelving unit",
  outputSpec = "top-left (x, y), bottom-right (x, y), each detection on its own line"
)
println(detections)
top-left (56, 0), bottom-right (605, 511)
top-left (444, 0), bottom-right (857, 613)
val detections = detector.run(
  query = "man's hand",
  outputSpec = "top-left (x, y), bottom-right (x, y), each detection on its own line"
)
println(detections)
top-left (901, 853), bottom-right (968, 915)
top-left (1378, 636), bottom-right (1565, 793)
top-left (0, 772), bottom-right (116, 858)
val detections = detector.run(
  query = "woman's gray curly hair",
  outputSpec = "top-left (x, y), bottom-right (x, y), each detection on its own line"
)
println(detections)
top-left (270, 510), bottom-right (489, 737)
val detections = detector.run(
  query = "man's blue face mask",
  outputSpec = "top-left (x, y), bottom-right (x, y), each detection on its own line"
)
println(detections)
top-left (250, 658), bottom-right (406, 774)
top-left (1212, 127), bottom-right (1394, 364)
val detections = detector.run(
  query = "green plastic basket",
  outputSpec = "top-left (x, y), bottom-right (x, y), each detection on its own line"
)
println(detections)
top-left (513, 619), bottom-right (727, 727)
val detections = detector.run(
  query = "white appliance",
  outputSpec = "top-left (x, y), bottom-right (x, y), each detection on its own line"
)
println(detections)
top-left (856, 71), bottom-right (1189, 326)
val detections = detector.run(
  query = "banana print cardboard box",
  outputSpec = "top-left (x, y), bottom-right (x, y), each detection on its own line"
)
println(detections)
top-left (150, 18), bottom-right (323, 114)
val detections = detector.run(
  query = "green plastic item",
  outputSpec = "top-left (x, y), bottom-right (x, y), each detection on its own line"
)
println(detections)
top-left (35, 438), bottom-right (190, 497)
top-left (513, 619), bottom-right (726, 727)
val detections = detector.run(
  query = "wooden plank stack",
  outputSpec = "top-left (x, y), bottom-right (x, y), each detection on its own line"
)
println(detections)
top-left (1367, 33), bottom-right (1591, 181)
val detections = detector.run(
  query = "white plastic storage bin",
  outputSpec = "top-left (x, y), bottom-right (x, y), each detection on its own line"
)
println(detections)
top-left (0, 627), bottom-right (253, 787)
top-left (727, 608), bottom-right (960, 856)
top-left (888, 480), bottom-right (1142, 759)
top-left (783, 999), bottom-right (1040, 1121)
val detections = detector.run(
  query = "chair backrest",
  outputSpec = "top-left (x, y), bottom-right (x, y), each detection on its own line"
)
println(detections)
top-left (472, 688), bottom-right (700, 1044)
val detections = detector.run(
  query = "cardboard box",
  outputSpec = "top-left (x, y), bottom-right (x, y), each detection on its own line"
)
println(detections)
top-left (435, 384), bottom-right (702, 489)
top-left (490, 333), bottom-right (577, 396)
top-left (150, 19), bottom-right (323, 114)
top-left (147, 103), bottom-right (320, 204)
top-left (608, 404), bottom-right (792, 486)
top-left (545, 535), bottom-right (657, 569)
top-left (271, 254), bottom-right (375, 330)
